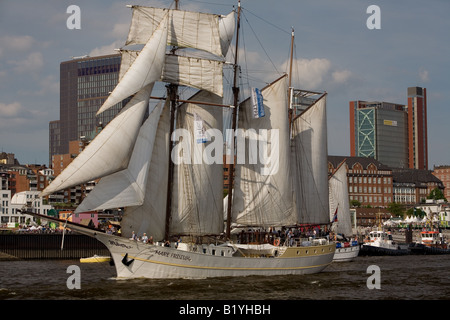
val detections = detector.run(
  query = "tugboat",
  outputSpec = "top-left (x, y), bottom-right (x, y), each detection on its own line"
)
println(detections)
top-left (360, 229), bottom-right (409, 256)
top-left (409, 230), bottom-right (450, 255)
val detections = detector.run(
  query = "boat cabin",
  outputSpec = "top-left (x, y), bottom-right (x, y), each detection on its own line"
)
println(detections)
top-left (368, 230), bottom-right (392, 242)
top-left (420, 231), bottom-right (440, 245)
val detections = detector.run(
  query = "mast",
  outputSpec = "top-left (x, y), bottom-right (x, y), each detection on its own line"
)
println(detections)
top-left (164, 0), bottom-right (180, 241)
top-left (288, 27), bottom-right (294, 132)
top-left (226, 0), bottom-right (241, 239)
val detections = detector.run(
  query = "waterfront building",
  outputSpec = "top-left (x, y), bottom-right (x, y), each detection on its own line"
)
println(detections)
top-left (392, 168), bottom-right (444, 205)
top-left (349, 100), bottom-right (408, 169)
top-left (0, 190), bottom-right (52, 226)
top-left (328, 155), bottom-right (393, 208)
top-left (432, 165), bottom-right (450, 200)
top-left (349, 87), bottom-right (429, 170)
top-left (49, 54), bottom-right (123, 164)
top-left (407, 87), bottom-right (428, 170)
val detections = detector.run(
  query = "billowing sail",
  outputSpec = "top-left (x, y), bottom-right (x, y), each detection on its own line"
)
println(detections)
top-left (41, 84), bottom-right (154, 197)
top-left (231, 76), bottom-right (295, 227)
top-left (75, 101), bottom-right (165, 213)
top-left (97, 14), bottom-right (168, 115)
top-left (291, 94), bottom-right (330, 224)
top-left (126, 6), bottom-right (225, 57)
top-left (170, 90), bottom-right (224, 235)
top-left (121, 101), bottom-right (171, 240)
top-left (219, 11), bottom-right (235, 56)
top-left (329, 161), bottom-right (352, 236)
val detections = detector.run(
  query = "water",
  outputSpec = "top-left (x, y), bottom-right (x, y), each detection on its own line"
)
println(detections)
top-left (1, 255), bottom-right (449, 301)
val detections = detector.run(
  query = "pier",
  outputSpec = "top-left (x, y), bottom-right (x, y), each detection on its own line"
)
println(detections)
top-left (0, 233), bottom-right (109, 260)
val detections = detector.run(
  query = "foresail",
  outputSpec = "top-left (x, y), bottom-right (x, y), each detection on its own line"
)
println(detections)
top-left (329, 162), bottom-right (352, 236)
top-left (170, 90), bottom-right (224, 236)
top-left (41, 84), bottom-right (153, 197)
top-left (231, 76), bottom-right (295, 227)
top-left (291, 95), bottom-right (329, 224)
top-left (75, 101), bottom-right (165, 213)
top-left (126, 6), bottom-right (226, 57)
top-left (121, 100), bottom-right (171, 240)
top-left (97, 14), bottom-right (168, 115)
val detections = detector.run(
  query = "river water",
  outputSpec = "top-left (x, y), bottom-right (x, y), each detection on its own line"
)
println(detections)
top-left (1, 254), bottom-right (448, 302)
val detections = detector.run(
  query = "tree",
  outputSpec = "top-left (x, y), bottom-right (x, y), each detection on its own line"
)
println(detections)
top-left (427, 188), bottom-right (447, 202)
top-left (350, 199), bottom-right (361, 208)
top-left (388, 202), bottom-right (404, 218)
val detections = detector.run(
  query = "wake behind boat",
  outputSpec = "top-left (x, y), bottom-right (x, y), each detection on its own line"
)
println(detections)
top-left (33, 0), bottom-right (336, 279)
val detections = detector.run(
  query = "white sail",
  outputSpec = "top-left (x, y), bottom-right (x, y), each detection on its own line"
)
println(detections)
top-left (329, 161), bottom-right (352, 236)
top-left (162, 55), bottom-right (224, 97)
top-left (97, 14), bottom-right (168, 115)
top-left (121, 100), bottom-right (171, 241)
top-left (41, 84), bottom-right (154, 197)
top-left (231, 76), bottom-right (295, 227)
top-left (291, 95), bottom-right (330, 224)
top-left (119, 52), bottom-right (224, 97)
top-left (219, 11), bottom-right (235, 56)
top-left (75, 101), bottom-right (165, 213)
top-left (170, 90), bottom-right (224, 236)
top-left (126, 6), bottom-right (224, 57)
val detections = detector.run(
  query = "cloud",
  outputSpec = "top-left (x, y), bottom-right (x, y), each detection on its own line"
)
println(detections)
top-left (0, 102), bottom-right (23, 118)
top-left (1, 35), bottom-right (35, 52)
top-left (88, 40), bottom-right (123, 57)
top-left (9, 52), bottom-right (44, 74)
top-left (282, 57), bottom-right (354, 90)
top-left (419, 68), bottom-right (429, 82)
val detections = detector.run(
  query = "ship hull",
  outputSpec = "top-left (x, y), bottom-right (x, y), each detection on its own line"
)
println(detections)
top-left (96, 233), bottom-right (335, 279)
top-left (333, 243), bottom-right (360, 262)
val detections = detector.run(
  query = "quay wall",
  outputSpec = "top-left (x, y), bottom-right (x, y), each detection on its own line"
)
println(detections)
top-left (0, 233), bottom-right (109, 260)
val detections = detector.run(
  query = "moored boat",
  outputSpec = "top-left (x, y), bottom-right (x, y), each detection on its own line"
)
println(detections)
top-left (360, 229), bottom-right (409, 256)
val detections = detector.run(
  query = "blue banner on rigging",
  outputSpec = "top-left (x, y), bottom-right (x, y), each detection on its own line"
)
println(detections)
top-left (251, 88), bottom-right (265, 118)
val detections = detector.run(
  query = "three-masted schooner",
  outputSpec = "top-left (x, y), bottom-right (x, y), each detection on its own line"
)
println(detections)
top-left (34, 1), bottom-right (335, 279)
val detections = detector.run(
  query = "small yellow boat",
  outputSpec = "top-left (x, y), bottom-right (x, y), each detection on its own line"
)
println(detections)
top-left (80, 254), bottom-right (111, 263)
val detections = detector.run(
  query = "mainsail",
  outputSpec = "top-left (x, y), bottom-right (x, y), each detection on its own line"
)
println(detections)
top-left (231, 76), bottom-right (295, 227)
top-left (329, 161), bottom-right (352, 236)
top-left (170, 90), bottom-right (224, 235)
top-left (291, 94), bottom-right (330, 225)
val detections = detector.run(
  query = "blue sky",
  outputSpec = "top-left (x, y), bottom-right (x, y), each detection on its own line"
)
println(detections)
top-left (0, 0), bottom-right (448, 169)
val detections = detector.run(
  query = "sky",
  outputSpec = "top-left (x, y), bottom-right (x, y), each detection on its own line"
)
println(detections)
top-left (0, 0), bottom-right (449, 169)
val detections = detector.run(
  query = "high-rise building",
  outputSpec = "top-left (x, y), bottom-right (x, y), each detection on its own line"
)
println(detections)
top-left (49, 54), bottom-right (124, 166)
top-left (407, 87), bottom-right (428, 170)
top-left (349, 100), bottom-right (408, 169)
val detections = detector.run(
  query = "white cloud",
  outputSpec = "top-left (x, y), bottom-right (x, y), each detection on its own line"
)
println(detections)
top-left (88, 40), bottom-right (123, 57)
top-left (419, 68), bottom-right (429, 82)
top-left (332, 69), bottom-right (353, 84)
top-left (9, 52), bottom-right (44, 74)
top-left (1, 35), bottom-right (35, 52)
top-left (0, 102), bottom-right (23, 118)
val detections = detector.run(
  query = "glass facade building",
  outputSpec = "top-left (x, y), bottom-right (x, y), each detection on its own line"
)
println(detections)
top-left (350, 101), bottom-right (408, 169)
top-left (49, 54), bottom-right (123, 166)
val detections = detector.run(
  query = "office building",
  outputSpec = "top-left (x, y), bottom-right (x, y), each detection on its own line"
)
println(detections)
top-left (49, 54), bottom-right (123, 165)
top-left (349, 100), bottom-right (408, 169)
top-left (407, 87), bottom-right (428, 170)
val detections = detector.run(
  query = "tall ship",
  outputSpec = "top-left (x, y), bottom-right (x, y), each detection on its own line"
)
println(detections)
top-left (31, 0), bottom-right (335, 279)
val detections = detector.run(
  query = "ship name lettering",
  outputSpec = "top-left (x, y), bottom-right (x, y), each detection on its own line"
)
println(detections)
top-left (108, 240), bottom-right (132, 249)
